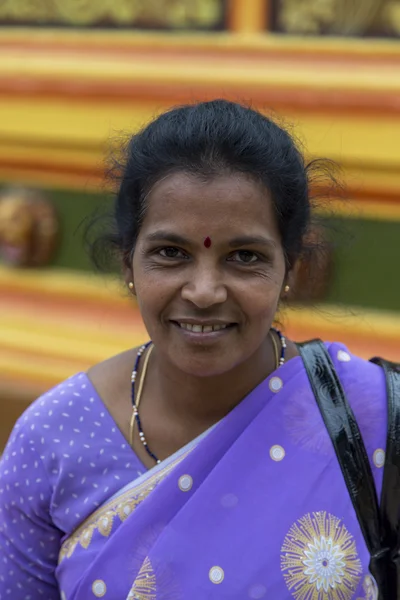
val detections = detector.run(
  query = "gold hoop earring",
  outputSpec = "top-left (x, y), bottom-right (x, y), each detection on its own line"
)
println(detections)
top-left (128, 282), bottom-right (134, 290)
top-left (284, 285), bottom-right (290, 293)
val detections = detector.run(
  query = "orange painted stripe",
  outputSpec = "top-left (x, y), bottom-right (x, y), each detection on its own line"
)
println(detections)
top-left (0, 75), bottom-right (399, 117)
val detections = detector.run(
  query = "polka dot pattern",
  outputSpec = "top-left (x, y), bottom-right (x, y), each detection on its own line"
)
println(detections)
top-left (269, 377), bottom-right (283, 393)
top-left (0, 373), bottom-right (145, 596)
top-left (373, 448), bottom-right (385, 468)
top-left (209, 566), bottom-right (224, 584)
top-left (270, 445), bottom-right (285, 462)
top-left (178, 475), bottom-right (193, 492)
top-left (92, 579), bottom-right (107, 597)
top-left (337, 350), bottom-right (351, 362)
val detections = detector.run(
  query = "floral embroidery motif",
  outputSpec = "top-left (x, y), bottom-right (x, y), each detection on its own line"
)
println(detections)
top-left (127, 557), bottom-right (157, 600)
top-left (281, 512), bottom-right (362, 600)
top-left (58, 452), bottom-right (189, 564)
top-left (58, 484), bottom-right (156, 562)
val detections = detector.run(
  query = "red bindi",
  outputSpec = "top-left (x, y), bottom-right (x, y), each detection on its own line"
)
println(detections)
top-left (204, 236), bottom-right (212, 248)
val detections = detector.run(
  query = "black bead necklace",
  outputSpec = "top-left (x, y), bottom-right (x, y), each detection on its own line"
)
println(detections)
top-left (130, 330), bottom-right (286, 465)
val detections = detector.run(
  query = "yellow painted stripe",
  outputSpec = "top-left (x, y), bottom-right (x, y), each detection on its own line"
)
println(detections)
top-left (2, 52), bottom-right (400, 93)
top-left (0, 349), bottom-right (83, 385)
top-left (1, 28), bottom-right (400, 57)
top-left (1, 99), bottom-right (400, 167)
top-left (317, 200), bottom-right (400, 222)
top-left (0, 266), bottom-right (125, 302)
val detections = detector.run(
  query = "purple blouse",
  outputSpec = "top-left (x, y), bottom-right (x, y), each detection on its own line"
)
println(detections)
top-left (0, 373), bottom-right (146, 598)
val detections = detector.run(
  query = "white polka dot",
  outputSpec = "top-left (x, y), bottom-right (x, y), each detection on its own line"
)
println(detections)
top-left (61, 592), bottom-right (67, 600)
top-left (337, 350), bottom-right (351, 362)
top-left (373, 448), bottom-right (385, 468)
top-left (270, 445), bottom-right (285, 461)
top-left (269, 377), bottom-right (283, 393)
top-left (92, 580), bottom-right (107, 597)
top-left (209, 566), bottom-right (224, 584)
top-left (221, 493), bottom-right (239, 508)
top-left (178, 475), bottom-right (193, 492)
top-left (248, 584), bottom-right (267, 599)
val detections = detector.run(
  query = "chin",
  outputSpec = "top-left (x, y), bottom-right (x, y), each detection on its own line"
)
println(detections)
top-left (168, 344), bottom-right (240, 378)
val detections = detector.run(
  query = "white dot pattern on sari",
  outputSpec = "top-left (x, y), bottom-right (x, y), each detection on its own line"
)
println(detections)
top-left (373, 449), bottom-right (385, 468)
top-left (92, 579), bottom-right (107, 596)
top-left (0, 372), bottom-right (146, 595)
top-left (337, 350), bottom-right (351, 362)
top-left (269, 377), bottom-right (283, 393)
top-left (209, 566), bottom-right (224, 584)
top-left (270, 445), bottom-right (285, 461)
top-left (178, 475), bottom-right (193, 492)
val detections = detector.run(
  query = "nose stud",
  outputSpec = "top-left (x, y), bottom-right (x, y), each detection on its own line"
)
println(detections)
top-left (204, 236), bottom-right (212, 248)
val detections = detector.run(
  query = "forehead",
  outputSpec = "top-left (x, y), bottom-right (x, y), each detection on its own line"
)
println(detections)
top-left (141, 172), bottom-right (279, 238)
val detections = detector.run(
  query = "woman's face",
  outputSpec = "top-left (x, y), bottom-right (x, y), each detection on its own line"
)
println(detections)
top-left (130, 172), bottom-right (287, 377)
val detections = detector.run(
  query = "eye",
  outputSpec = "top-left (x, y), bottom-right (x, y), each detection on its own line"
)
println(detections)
top-left (158, 247), bottom-right (187, 259)
top-left (229, 250), bottom-right (259, 264)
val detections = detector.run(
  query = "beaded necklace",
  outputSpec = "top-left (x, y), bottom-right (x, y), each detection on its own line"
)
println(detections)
top-left (130, 328), bottom-right (286, 465)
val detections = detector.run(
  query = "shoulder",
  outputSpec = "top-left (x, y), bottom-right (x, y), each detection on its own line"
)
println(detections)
top-left (2, 372), bottom-right (96, 463)
top-left (87, 346), bottom-right (140, 413)
top-left (326, 341), bottom-right (387, 469)
top-left (326, 341), bottom-right (386, 396)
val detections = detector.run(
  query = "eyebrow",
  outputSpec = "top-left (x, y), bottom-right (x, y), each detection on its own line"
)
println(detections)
top-left (144, 231), bottom-right (190, 245)
top-left (144, 231), bottom-right (276, 249)
top-left (228, 236), bottom-right (276, 249)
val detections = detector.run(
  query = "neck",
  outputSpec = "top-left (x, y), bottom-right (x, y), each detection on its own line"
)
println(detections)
top-left (146, 336), bottom-right (276, 427)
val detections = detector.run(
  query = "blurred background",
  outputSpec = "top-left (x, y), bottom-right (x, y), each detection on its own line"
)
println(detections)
top-left (0, 0), bottom-right (399, 449)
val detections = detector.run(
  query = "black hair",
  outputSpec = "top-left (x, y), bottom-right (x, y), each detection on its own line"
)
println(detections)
top-left (88, 99), bottom-right (339, 274)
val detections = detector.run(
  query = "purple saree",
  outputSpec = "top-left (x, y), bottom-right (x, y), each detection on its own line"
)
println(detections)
top-left (0, 343), bottom-right (387, 599)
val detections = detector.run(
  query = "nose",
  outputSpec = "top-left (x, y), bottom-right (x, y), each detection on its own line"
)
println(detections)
top-left (181, 263), bottom-right (227, 308)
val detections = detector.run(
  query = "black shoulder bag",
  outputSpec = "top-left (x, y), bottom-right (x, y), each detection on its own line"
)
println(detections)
top-left (297, 339), bottom-right (400, 600)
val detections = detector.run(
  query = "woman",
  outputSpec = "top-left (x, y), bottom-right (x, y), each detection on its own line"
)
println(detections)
top-left (0, 100), bottom-right (390, 599)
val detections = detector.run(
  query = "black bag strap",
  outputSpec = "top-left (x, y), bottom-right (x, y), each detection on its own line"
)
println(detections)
top-left (297, 340), bottom-right (400, 599)
top-left (370, 357), bottom-right (400, 591)
top-left (296, 339), bottom-right (382, 558)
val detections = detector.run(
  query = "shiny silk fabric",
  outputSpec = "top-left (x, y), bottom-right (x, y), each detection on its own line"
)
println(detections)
top-left (298, 342), bottom-right (400, 600)
top-left (55, 343), bottom-right (388, 600)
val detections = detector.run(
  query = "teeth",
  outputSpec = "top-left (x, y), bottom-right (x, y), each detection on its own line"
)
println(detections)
top-left (202, 326), bottom-right (213, 333)
top-left (178, 323), bottom-right (229, 333)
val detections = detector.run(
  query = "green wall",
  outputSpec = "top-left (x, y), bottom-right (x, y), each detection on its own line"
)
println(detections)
top-left (326, 218), bottom-right (399, 311)
top-left (4, 187), bottom-right (399, 311)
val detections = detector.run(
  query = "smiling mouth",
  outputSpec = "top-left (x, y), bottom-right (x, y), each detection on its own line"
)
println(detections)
top-left (172, 321), bottom-right (235, 333)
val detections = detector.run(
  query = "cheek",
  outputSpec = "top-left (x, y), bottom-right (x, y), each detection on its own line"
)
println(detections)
top-left (245, 286), bottom-right (281, 324)
top-left (133, 270), bottom-right (175, 322)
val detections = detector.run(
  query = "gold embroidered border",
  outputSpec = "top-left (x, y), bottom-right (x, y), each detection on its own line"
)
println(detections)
top-left (58, 450), bottom-right (189, 564)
